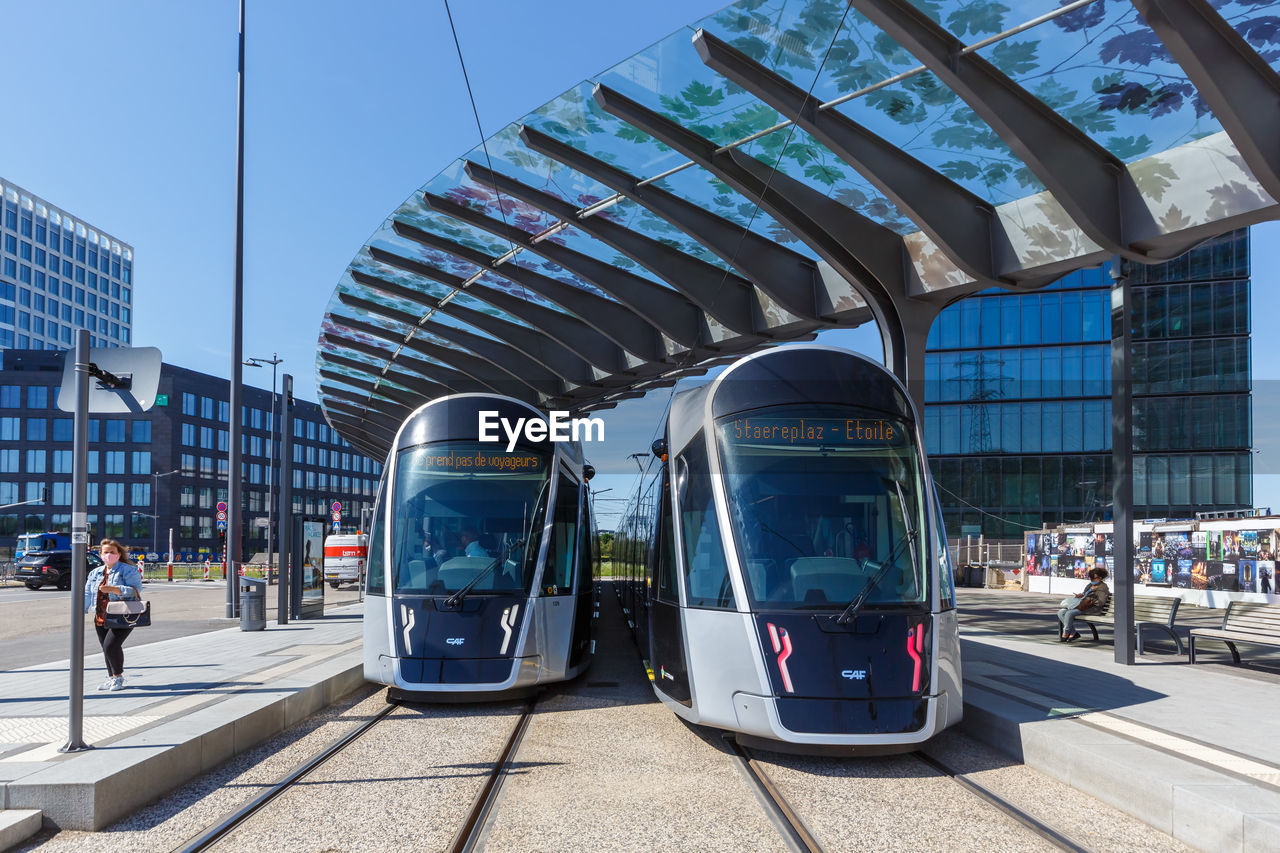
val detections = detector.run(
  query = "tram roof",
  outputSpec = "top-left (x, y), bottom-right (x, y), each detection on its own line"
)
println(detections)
top-left (318, 0), bottom-right (1280, 458)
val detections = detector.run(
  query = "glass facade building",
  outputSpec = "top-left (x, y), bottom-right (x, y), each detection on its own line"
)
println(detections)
top-left (924, 230), bottom-right (1251, 537)
top-left (0, 179), bottom-right (133, 351)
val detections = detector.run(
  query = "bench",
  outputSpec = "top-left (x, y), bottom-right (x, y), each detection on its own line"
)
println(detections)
top-left (1189, 601), bottom-right (1280, 664)
top-left (1055, 594), bottom-right (1183, 655)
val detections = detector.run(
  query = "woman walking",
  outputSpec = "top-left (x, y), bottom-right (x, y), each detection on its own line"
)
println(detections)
top-left (83, 539), bottom-right (143, 691)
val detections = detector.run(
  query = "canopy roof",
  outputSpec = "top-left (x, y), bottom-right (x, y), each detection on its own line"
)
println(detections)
top-left (318, 0), bottom-right (1280, 459)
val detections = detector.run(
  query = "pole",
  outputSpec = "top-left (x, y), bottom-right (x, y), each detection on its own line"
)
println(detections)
top-left (277, 374), bottom-right (293, 625)
top-left (1111, 256), bottom-right (1135, 665)
top-left (265, 355), bottom-right (279, 584)
top-left (152, 472), bottom-right (159, 556)
top-left (226, 0), bottom-right (246, 619)
top-left (60, 330), bottom-right (91, 753)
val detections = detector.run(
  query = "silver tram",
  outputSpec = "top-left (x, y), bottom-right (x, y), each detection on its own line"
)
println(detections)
top-left (616, 346), bottom-right (962, 752)
top-left (363, 394), bottom-right (596, 701)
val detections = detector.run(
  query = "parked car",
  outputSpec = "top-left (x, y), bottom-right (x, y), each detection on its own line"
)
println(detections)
top-left (323, 533), bottom-right (367, 588)
top-left (14, 549), bottom-right (103, 591)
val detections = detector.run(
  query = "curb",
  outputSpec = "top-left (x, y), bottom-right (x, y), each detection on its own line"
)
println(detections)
top-left (0, 809), bottom-right (42, 852)
top-left (961, 683), bottom-right (1280, 852)
top-left (2, 655), bottom-right (365, 831)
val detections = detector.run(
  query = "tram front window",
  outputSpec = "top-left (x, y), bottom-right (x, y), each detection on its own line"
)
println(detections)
top-left (716, 407), bottom-right (927, 611)
top-left (391, 442), bottom-right (551, 596)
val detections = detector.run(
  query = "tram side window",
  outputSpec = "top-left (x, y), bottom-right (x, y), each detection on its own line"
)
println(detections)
top-left (366, 476), bottom-right (388, 595)
top-left (579, 485), bottom-right (595, 585)
top-left (541, 473), bottom-right (578, 595)
top-left (933, 486), bottom-right (954, 610)
top-left (677, 435), bottom-right (734, 609)
top-left (654, 471), bottom-right (679, 604)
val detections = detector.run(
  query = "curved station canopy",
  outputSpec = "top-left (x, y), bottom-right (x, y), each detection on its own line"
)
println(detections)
top-left (317, 0), bottom-right (1280, 459)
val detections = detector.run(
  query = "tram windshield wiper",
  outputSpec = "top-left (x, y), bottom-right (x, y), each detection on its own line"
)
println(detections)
top-left (836, 482), bottom-right (919, 625)
top-left (444, 538), bottom-right (523, 608)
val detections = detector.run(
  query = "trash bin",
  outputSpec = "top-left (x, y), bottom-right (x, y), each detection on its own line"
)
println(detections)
top-left (240, 576), bottom-right (266, 631)
top-left (965, 564), bottom-right (984, 588)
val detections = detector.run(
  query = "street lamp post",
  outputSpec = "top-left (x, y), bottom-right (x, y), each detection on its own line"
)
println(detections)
top-left (152, 469), bottom-right (181, 556)
top-left (244, 354), bottom-right (283, 580)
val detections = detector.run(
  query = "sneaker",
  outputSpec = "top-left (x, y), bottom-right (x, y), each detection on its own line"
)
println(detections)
top-left (108, 676), bottom-right (125, 691)
top-left (97, 677), bottom-right (116, 691)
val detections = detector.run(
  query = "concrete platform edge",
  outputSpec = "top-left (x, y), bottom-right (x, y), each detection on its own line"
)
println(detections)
top-left (0, 809), bottom-right (42, 853)
top-left (2, 655), bottom-right (365, 832)
top-left (961, 682), bottom-right (1280, 852)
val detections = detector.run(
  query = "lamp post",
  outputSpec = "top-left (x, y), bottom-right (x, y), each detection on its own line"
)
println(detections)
top-left (151, 469), bottom-right (180, 556)
top-left (244, 354), bottom-right (283, 580)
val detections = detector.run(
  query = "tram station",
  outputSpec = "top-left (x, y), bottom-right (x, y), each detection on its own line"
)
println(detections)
top-left (2, 0), bottom-right (1280, 850)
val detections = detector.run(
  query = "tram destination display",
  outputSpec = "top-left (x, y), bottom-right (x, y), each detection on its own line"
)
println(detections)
top-left (413, 448), bottom-right (545, 474)
top-left (725, 416), bottom-right (907, 447)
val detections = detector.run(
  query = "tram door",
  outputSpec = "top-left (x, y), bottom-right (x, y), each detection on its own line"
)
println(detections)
top-left (541, 470), bottom-right (584, 675)
top-left (649, 468), bottom-right (691, 704)
top-left (567, 483), bottom-right (595, 668)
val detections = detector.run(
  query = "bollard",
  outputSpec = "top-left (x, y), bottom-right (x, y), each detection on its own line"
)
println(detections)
top-left (167, 562), bottom-right (173, 582)
top-left (203, 560), bottom-right (210, 581)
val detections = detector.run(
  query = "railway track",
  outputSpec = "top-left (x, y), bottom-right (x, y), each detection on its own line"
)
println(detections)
top-left (171, 695), bottom-right (538, 853)
top-left (726, 736), bottom-right (1094, 853)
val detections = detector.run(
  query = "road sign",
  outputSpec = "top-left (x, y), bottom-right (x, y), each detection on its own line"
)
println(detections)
top-left (332, 521), bottom-right (340, 531)
top-left (331, 511), bottom-right (341, 521)
top-left (217, 511), bottom-right (228, 521)
top-left (216, 501), bottom-right (228, 512)
top-left (217, 521), bottom-right (227, 530)
top-left (332, 501), bottom-right (342, 511)
top-left (155, 394), bottom-right (169, 406)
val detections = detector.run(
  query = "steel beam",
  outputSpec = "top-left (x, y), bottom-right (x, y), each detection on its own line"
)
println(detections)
top-left (335, 291), bottom-right (581, 390)
top-left (359, 254), bottom-right (630, 373)
top-left (319, 351), bottom-right (453, 401)
top-left (328, 315), bottom-right (558, 399)
top-left (321, 333), bottom-right (509, 399)
top-left (518, 125), bottom-right (821, 320)
top-left (384, 228), bottom-right (668, 361)
top-left (324, 400), bottom-right (403, 440)
top-left (420, 194), bottom-right (716, 350)
top-left (694, 28), bottom-right (1008, 287)
top-left (346, 272), bottom-right (602, 383)
top-left (1131, 0), bottom-right (1280, 202)
top-left (593, 82), bottom-right (918, 378)
top-left (850, 0), bottom-right (1143, 261)
top-left (324, 416), bottom-right (391, 459)
top-left (318, 369), bottom-right (422, 410)
top-left (463, 160), bottom-right (769, 336)
top-left (321, 383), bottom-right (415, 419)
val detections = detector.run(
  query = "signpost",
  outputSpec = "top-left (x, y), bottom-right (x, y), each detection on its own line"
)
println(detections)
top-left (57, 335), bottom-right (161, 753)
top-left (332, 501), bottom-right (342, 532)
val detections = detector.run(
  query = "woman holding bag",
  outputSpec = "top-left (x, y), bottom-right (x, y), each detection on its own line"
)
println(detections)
top-left (83, 539), bottom-right (144, 691)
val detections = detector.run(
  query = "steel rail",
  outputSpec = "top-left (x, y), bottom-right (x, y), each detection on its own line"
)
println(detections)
top-left (912, 750), bottom-right (1091, 853)
top-left (724, 735), bottom-right (825, 853)
top-left (172, 702), bottom-right (397, 853)
top-left (447, 697), bottom-right (538, 853)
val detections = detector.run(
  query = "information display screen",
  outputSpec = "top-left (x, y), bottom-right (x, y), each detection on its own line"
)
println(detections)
top-left (414, 448), bottom-right (546, 474)
top-left (723, 416), bottom-right (908, 447)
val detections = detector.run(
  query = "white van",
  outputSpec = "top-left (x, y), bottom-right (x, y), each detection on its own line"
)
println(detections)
top-left (323, 533), bottom-right (367, 588)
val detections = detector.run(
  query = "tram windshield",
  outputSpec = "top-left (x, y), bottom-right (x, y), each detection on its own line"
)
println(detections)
top-left (716, 406), bottom-right (928, 611)
top-left (390, 442), bottom-right (551, 596)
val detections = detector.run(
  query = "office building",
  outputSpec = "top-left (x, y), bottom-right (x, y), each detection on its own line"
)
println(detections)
top-left (1, 180), bottom-right (133, 351)
top-left (0, 350), bottom-right (380, 558)
top-left (924, 229), bottom-right (1251, 537)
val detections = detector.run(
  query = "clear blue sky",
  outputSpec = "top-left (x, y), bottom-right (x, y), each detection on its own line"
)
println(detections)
top-left (0, 1), bottom-right (1275, 526)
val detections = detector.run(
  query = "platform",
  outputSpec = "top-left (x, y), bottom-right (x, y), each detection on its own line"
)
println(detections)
top-left (0, 605), bottom-right (363, 833)
top-left (957, 589), bottom-right (1280, 852)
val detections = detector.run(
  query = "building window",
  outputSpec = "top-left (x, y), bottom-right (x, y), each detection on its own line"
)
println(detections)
top-left (103, 514), bottom-right (125, 539)
top-left (0, 450), bottom-right (18, 473)
top-left (104, 451), bottom-right (125, 474)
top-left (25, 450), bottom-right (46, 474)
top-left (180, 486), bottom-right (194, 508)
top-left (181, 453), bottom-right (196, 473)
top-left (217, 430), bottom-right (228, 452)
top-left (131, 451), bottom-right (151, 474)
top-left (180, 515), bottom-right (195, 539)
top-left (199, 488), bottom-right (212, 509)
top-left (200, 397), bottom-right (214, 420)
top-left (51, 482), bottom-right (72, 506)
top-left (103, 420), bottom-right (126, 442)
top-left (25, 419), bottom-right (46, 441)
top-left (182, 393), bottom-right (197, 416)
top-left (131, 483), bottom-right (150, 507)
top-left (131, 420), bottom-right (151, 443)
top-left (198, 516), bottom-right (213, 540)
top-left (199, 426), bottom-right (214, 450)
top-left (200, 456), bottom-right (214, 475)
top-left (0, 387), bottom-right (20, 408)
top-left (52, 450), bottom-right (71, 474)
top-left (104, 483), bottom-right (125, 506)
top-left (181, 424), bottom-right (196, 446)
top-left (26, 386), bottom-right (48, 409)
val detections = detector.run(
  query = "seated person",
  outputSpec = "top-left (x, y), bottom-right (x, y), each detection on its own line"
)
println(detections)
top-left (459, 527), bottom-right (487, 558)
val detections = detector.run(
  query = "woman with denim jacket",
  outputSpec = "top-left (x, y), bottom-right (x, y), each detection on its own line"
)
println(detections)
top-left (83, 539), bottom-right (143, 691)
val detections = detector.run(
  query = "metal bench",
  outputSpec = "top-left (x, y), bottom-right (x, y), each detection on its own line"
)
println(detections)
top-left (1189, 601), bottom-right (1280, 664)
top-left (1056, 594), bottom-right (1183, 655)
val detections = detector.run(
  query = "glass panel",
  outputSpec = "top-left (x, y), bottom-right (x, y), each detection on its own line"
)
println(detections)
top-left (390, 442), bottom-right (551, 595)
top-left (541, 473), bottom-right (580, 596)
top-left (677, 433), bottom-right (734, 609)
top-left (717, 405), bottom-right (926, 610)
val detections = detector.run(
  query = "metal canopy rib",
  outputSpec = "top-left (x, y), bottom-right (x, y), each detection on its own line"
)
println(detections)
top-left (321, 333), bottom-right (517, 400)
top-left (517, 125), bottom-right (823, 321)
top-left (387, 224), bottom-right (669, 361)
top-left (318, 369), bottom-right (420, 409)
top-left (420, 193), bottom-right (717, 350)
top-left (338, 286), bottom-right (595, 387)
top-left (849, 0), bottom-right (1143, 260)
top-left (320, 352), bottom-right (453, 401)
top-left (359, 252), bottom-right (631, 372)
top-left (1131, 0), bottom-right (1280, 202)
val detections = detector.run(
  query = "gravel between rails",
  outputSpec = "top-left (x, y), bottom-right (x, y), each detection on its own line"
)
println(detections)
top-left (204, 699), bottom-right (527, 852)
top-left (17, 683), bottom-right (385, 853)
